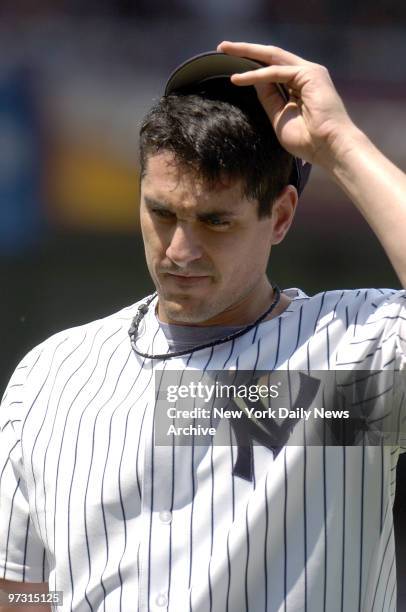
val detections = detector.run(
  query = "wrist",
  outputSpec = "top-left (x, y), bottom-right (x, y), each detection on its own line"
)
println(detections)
top-left (316, 121), bottom-right (370, 175)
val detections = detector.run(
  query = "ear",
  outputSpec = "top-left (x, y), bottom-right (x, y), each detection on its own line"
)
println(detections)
top-left (270, 185), bottom-right (298, 244)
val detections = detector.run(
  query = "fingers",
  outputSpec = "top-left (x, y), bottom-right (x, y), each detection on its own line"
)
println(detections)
top-left (217, 41), bottom-right (310, 67)
top-left (230, 65), bottom-right (302, 87)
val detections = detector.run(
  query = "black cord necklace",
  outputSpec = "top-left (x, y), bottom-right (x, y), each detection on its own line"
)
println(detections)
top-left (128, 284), bottom-right (281, 360)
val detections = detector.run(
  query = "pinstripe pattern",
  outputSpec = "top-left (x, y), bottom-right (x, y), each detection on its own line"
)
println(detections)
top-left (341, 446), bottom-right (346, 612)
top-left (0, 288), bottom-right (405, 611)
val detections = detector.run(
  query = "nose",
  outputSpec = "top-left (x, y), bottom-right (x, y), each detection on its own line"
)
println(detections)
top-left (166, 223), bottom-right (203, 268)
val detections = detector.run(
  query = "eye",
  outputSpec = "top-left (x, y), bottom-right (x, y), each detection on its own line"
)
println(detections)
top-left (204, 216), bottom-right (231, 228)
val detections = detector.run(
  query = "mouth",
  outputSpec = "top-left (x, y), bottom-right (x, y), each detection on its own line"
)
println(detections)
top-left (163, 272), bottom-right (211, 286)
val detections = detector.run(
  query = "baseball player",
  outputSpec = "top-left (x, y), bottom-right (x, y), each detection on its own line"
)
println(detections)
top-left (0, 41), bottom-right (405, 612)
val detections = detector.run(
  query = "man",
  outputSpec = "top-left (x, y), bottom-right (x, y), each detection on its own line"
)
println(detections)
top-left (0, 41), bottom-right (405, 611)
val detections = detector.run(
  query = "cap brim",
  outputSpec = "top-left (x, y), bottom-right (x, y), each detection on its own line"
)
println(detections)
top-left (165, 51), bottom-right (287, 100)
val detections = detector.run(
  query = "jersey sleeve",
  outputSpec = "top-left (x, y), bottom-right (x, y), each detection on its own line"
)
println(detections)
top-left (382, 290), bottom-right (405, 452)
top-left (0, 351), bottom-right (49, 582)
top-left (367, 289), bottom-right (406, 452)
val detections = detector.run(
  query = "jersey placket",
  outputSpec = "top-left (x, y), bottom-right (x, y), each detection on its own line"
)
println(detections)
top-left (138, 393), bottom-right (174, 612)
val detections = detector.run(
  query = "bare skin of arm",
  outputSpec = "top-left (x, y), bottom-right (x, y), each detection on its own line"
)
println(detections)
top-left (218, 41), bottom-right (406, 288)
top-left (0, 579), bottom-right (51, 612)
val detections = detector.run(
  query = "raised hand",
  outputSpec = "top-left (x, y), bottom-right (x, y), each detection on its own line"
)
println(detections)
top-left (217, 41), bottom-right (356, 167)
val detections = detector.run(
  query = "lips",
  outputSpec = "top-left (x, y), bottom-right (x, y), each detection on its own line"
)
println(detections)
top-left (164, 272), bottom-right (211, 285)
top-left (168, 273), bottom-right (208, 278)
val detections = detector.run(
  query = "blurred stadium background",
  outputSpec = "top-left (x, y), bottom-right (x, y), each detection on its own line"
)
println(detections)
top-left (0, 0), bottom-right (405, 606)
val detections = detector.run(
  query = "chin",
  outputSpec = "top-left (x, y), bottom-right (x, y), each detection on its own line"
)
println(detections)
top-left (159, 296), bottom-right (215, 325)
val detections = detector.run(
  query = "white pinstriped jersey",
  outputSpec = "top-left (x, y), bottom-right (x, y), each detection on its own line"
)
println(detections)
top-left (0, 288), bottom-right (405, 612)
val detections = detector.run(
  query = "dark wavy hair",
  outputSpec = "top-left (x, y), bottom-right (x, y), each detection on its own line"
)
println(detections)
top-left (139, 80), bottom-right (293, 218)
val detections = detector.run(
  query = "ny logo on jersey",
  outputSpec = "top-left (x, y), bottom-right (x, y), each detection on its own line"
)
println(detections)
top-left (228, 372), bottom-right (320, 481)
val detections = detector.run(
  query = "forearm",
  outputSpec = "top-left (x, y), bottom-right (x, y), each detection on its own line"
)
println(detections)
top-left (322, 125), bottom-right (406, 287)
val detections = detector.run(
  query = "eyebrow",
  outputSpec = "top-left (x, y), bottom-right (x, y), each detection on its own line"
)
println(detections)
top-left (144, 196), bottom-right (173, 210)
top-left (143, 196), bottom-right (239, 220)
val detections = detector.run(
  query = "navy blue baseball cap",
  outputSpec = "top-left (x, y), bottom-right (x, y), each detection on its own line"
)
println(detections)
top-left (164, 51), bottom-right (311, 196)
